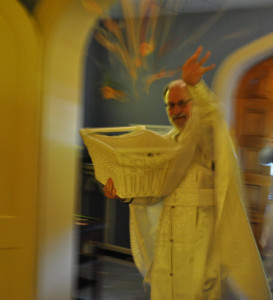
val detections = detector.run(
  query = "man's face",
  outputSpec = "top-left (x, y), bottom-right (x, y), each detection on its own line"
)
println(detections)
top-left (165, 83), bottom-right (193, 130)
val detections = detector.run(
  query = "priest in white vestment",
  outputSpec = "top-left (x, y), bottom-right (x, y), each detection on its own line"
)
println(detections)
top-left (104, 47), bottom-right (272, 300)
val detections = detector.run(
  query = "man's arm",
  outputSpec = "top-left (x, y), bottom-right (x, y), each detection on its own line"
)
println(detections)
top-left (182, 46), bottom-right (218, 113)
top-left (181, 47), bottom-right (218, 162)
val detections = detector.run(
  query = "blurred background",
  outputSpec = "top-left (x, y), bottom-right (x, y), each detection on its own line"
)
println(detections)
top-left (1, 0), bottom-right (273, 299)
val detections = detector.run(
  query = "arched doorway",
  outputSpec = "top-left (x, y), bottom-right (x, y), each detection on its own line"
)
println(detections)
top-left (234, 57), bottom-right (273, 246)
top-left (34, 0), bottom-right (117, 299)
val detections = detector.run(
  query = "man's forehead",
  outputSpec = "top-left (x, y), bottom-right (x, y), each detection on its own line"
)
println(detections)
top-left (168, 79), bottom-right (187, 89)
top-left (165, 81), bottom-right (191, 102)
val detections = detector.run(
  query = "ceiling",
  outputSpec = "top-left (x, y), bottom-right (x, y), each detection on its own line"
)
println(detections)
top-left (109, 0), bottom-right (273, 17)
top-left (173, 0), bottom-right (273, 13)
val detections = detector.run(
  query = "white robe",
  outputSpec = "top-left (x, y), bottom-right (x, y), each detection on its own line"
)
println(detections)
top-left (129, 81), bottom-right (271, 299)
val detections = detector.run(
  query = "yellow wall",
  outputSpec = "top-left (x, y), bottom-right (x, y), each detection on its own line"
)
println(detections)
top-left (0, 0), bottom-right (41, 298)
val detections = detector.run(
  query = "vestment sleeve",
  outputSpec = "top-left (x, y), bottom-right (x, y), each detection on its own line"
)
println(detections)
top-left (187, 80), bottom-right (218, 162)
top-left (186, 80), bottom-right (218, 110)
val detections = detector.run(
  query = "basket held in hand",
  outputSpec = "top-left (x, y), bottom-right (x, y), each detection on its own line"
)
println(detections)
top-left (80, 126), bottom-right (180, 198)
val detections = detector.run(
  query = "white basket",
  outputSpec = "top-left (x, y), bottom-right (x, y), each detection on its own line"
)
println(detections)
top-left (80, 126), bottom-right (180, 198)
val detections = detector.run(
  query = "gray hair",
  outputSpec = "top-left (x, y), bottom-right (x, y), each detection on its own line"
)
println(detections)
top-left (162, 79), bottom-right (187, 102)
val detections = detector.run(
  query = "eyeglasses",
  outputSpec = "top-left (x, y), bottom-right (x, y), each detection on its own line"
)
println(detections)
top-left (165, 98), bottom-right (192, 110)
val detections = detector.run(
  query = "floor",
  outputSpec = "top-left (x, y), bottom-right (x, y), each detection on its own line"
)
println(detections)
top-left (74, 255), bottom-right (150, 300)
top-left (74, 249), bottom-right (273, 300)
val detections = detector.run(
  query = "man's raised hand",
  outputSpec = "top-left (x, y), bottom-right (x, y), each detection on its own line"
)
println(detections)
top-left (182, 46), bottom-right (216, 86)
